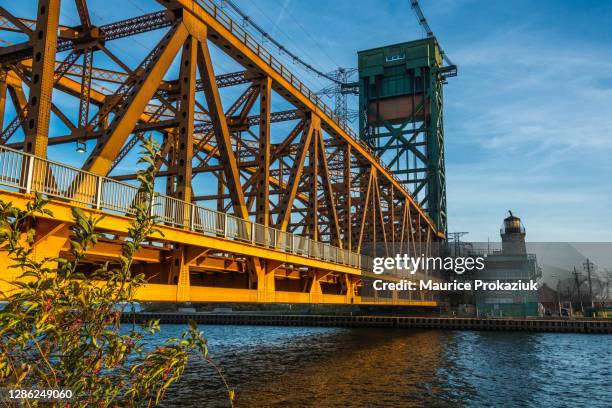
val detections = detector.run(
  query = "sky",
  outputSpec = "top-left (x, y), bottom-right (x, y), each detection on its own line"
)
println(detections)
top-left (3, 0), bottom-right (612, 242)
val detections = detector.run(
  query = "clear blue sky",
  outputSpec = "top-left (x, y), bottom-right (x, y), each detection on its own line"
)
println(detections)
top-left (4, 0), bottom-right (611, 241)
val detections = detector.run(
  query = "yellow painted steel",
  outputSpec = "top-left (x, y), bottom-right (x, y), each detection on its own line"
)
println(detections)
top-left (0, 190), bottom-right (361, 275)
top-left (161, 0), bottom-right (442, 239)
top-left (0, 1), bottom-right (446, 309)
top-left (83, 23), bottom-right (189, 175)
top-left (23, 0), bottom-right (60, 157)
top-left (136, 284), bottom-right (437, 306)
top-left (0, 190), bottom-right (440, 307)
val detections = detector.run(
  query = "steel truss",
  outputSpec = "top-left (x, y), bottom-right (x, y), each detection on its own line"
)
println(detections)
top-left (0, 0), bottom-right (443, 305)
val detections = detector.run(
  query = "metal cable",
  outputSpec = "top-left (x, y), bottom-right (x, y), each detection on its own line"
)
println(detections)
top-left (222, 0), bottom-right (344, 84)
top-left (410, 0), bottom-right (455, 67)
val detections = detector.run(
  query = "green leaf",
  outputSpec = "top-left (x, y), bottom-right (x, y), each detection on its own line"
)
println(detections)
top-left (188, 319), bottom-right (197, 331)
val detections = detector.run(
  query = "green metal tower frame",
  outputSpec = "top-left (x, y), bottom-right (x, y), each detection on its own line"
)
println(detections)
top-left (358, 38), bottom-right (452, 235)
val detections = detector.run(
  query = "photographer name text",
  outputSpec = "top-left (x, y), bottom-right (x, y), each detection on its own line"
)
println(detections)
top-left (372, 279), bottom-right (538, 291)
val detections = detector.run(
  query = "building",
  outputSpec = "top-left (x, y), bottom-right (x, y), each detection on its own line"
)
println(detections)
top-left (538, 283), bottom-right (559, 315)
top-left (473, 212), bottom-right (541, 317)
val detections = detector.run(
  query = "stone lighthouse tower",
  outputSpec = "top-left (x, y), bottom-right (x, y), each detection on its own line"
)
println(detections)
top-left (501, 210), bottom-right (526, 255)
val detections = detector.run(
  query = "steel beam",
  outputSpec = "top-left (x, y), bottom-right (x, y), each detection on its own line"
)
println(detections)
top-left (307, 128), bottom-right (319, 240)
top-left (277, 115), bottom-right (318, 231)
top-left (82, 22), bottom-right (188, 175)
top-left (23, 0), bottom-right (61, 156)
top-left (74, 0), bottom-right (92, 30)
top-left (0, 70), bottom-right (6, 131)
top-left (196, 28), bottom-right (248, 220)
top-left (2, 84), bottom-right (28, 143)
top-left (255, 77), bottom-right (271, 226)
top-left (343, 144), bottom-right (352, 250)
top-left (357, 167), bottom-right (374, 253)
top-left (0, 11), bottom-right (172, 64)
top-left (317, 130), bottom-right (342, 248)
top-left (174, 36), bottom-right (197, 204)
top-left (77, 47), bottom-right (93, 130)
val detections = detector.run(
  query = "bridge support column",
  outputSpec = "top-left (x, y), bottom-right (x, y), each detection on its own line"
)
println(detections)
top-left (309, 270), bottom-right (324, 304)
top-left (256, 260), bottom-right (279, 303)
top-left (0, 219), bottom-right (69, 299)
top-left (0, 70), bottom-right (7, 131)
top-left (344, 275), bottom-right (357, 304)
top-left (23, 0), bottom-right (61, 157)
top-left (174, 35), bottom-right (197, 228)
top-left (168, 245), bottom-right (192, 303)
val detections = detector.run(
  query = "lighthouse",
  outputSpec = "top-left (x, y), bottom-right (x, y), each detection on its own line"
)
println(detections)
top-left (501, 210), bottom-right (527, 255)
top-left (471, 210), bottom-right (541, 317)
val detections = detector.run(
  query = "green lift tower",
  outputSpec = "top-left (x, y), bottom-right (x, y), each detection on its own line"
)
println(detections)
top-left (358, 38), bottom-right (455, 235)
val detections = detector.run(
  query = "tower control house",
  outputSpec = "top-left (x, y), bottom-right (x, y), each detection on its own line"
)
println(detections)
top-left (358, 38), bottom-right (455, 235)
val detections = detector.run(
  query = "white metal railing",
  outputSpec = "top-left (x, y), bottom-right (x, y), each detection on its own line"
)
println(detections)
top-left (0, 145), bottom-right (368, 270)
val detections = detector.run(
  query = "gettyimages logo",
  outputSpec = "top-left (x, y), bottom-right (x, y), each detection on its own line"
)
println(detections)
top-left (372, 254), bottom-right (485, 275)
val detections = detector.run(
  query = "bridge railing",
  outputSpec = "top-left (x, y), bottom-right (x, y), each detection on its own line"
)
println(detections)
top-left (0, 145), bottom-right (368, 271)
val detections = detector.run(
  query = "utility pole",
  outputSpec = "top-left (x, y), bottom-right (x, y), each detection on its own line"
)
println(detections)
top-left (552, 275), bottom-right (562, 317)
top-left (316, 68), bottom-right (358, 127)
top-left (557, 280), bottom-right (562, 317)
top-left (583, 259), bottom-right (595, 308)
top-left (449, 231), bottom-right (468, 257)
top-left (573, 267), bottom-right (584, 314)
top-left (566, 286), bottom-right (571, 316)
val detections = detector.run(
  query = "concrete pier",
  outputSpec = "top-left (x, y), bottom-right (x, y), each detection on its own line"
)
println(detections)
top-left (123, 313), bottom-right (612, 334)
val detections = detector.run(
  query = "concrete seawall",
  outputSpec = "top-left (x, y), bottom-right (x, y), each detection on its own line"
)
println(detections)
top-left (122, 313), bottom-right (612, 334)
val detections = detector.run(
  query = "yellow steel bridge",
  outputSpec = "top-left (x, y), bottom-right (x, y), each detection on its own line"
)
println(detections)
top-left (0, 0), bottom-right (444, 307)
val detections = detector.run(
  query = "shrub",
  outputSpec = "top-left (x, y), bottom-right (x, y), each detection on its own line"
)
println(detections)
top-left (0, 140), bottom-right (233, 407)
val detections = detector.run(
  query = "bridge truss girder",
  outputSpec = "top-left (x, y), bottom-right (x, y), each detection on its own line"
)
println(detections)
top-left (0, 0), bottom-right (442, 304)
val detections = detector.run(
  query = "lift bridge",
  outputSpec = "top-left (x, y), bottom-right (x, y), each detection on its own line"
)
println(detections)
top-left (0, 0), bottom-right (447, 307)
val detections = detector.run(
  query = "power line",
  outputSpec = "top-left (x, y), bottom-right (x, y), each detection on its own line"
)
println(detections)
top-left (273, 0), bottom-right (343, 69)
top-left (235, 0), bottom-right (330, 91)
top-left (221, 0), bottom-right (344, 84)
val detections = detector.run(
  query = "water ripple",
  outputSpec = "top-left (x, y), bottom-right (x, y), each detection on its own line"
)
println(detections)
top-left (146, 325), bottom-right (611, 407)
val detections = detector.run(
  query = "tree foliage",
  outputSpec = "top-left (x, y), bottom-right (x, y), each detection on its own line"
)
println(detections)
top-left (0, 140), bottom-right (233, 407)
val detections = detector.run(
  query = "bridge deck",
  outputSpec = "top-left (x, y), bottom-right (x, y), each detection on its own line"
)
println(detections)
top-left (0, 147), bottom-right (439, 307)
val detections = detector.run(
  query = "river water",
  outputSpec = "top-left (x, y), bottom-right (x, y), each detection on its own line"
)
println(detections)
top-left (149, 324), bottom-right (611, 407)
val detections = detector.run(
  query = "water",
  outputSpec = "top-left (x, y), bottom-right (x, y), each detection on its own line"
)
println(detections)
top-left (145, 324), bottom-right (611, 407)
